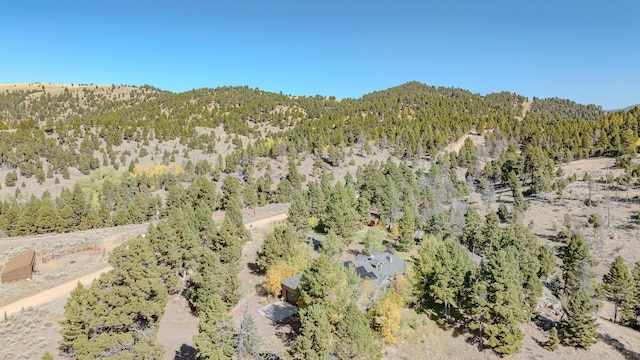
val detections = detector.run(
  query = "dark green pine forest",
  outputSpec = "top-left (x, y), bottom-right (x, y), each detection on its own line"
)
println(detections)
top-left (2, 81), bottom-right (640, 358)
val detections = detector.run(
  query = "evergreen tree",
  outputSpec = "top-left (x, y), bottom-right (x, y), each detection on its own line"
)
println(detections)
top-left (255, 225), bottom-right (298, 273)
top-left (294, 304), bottom-right (332, 360)
top-left (482, 249), bottom-right (526, 355)
top-left (286, 159), bottom-right (304, 193)
top-left (334, 303), bottom-right (381, 360)
top-left (380, 174), bottom-right (403, 228)
top-left (560, 232), bottom-right (596, 295)
top-left (306, 181), bottom-right (326, 220)
top-left (193, 295), bottom-right (236, 360)
top-left (631, 261), bottom-right (640, 327)
top-left (458, 137), bottom-right (478, 169)
top-left (465, 273), bottom-right (490, 349)
top-left (37, 196), bottom-right (60, 234)
top-left (235, 310), bottom-right (261, 360)
top-left (417, 237), bottom-right (475, 321)
top-left (537, 244), bottom-right (556, 280)
top-left (59, 282), bottom-right (90, 356)
top-left (297, 255), bottom-right (348, 308)
top-left (544, 327), bottom-right (559, 351)
top-left (220, 175), bottom-right (241, 209)
top-left (397, 203), bottom-right (415, 251)
top-left (319, 231), bottom-right (345, 259)
top-left (601, 256), bottom-right (635, 324)
top-left (73, 237), bottom-right (167, 359)
top-left (561, 290), bottom-right (598, 349)
top-left (189, 248), bottom-right (239, 311)
top-left (461, 206), bottom-right (483, 254)
top-left (323, 183), bottom-right (358, 239)
top-left (481, 211), bottom-right (501, 255)
top-left (214, 197), bottom-right (250, 263)
top-left (287, 192), bottom-right (311, 239)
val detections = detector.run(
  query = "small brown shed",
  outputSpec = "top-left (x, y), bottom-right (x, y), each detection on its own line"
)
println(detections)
top-left (1, 250), bottom-right (36, 283)
top-left (281, 273), bottom-right (302, 305)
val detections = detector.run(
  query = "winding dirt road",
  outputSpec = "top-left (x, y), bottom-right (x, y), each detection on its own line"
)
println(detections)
top-left (0, 212), bottom-right (288, 317)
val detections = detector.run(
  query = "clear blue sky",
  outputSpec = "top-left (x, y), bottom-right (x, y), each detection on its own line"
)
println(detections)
top-left (1, 0), bottom-right (638, 108)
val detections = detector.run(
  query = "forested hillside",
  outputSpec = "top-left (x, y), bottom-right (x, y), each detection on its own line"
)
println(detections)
top-left (2, 81), bottom-right (640, 359)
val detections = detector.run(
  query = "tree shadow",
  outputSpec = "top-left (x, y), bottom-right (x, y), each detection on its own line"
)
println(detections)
top-left (597, 333), bottom-right (640, 360)
top-left (347, 248), bottom-right (361, 256)
top-left (533, 314), bottom-right (557, 332)
top-left (416, 300), bottom-right (460, 333)
top-left (535, 232), bottom-right (562, 243)
top-left (174, 343), bottom-right (196, 360)
top-left (257, 352), bottom-right (282, 360)
top-left (248, 261), bottom-right (263, 275)
top-left (274, 313), bottom-right (300, 348)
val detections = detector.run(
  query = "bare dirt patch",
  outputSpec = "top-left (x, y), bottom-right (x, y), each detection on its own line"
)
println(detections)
top-left (157, 294), bottom-right (199, 360)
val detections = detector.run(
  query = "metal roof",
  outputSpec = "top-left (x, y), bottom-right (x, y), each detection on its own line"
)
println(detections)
top-left (2, 250), bottom-right (35, 274)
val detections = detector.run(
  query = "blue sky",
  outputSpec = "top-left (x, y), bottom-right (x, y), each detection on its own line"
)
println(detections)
top-left (1, 0), bottom-right (638, 108)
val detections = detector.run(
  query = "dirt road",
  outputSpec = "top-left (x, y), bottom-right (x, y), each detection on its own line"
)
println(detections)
top-left (0, 211), bottom-right (288, 319)
top-left (0, 266), bottom-right (112, 316)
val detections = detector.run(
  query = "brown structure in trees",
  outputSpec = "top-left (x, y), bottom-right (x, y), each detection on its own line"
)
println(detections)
top-left (1, 250), bottom-right (36, 283)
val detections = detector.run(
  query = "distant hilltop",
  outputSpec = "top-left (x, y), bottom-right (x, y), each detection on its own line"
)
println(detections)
top-left (607, 104), bottom-right (640, 113)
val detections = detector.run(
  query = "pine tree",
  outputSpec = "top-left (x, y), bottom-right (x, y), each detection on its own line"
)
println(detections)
top-left (286, 159), bottom-right (304, 193)
top-left (189, 248), bottom-right (239, 311)
top-left (235, 309), bottom-right (261, 360)
top-left (242, 172), bottom-right (258, 215)
top-left (295, 304), bottom-right (332, 360)
top-left (458, 137), bottom-right (478, 169)
top-left (214, 197), bottom-right (250, 263)
top-left (381, 174), bottom-right (403, 228)
top-left (602, 256), bottom-right (635, 324)
top-left (482, 249), bottom-right (526, 355)
top-left (306, 181), bottom-right (326, 219)
top-left (323, 183), bottom-right (358, 239)
top-left (319, 231), bottom-right (345, 259)
top-left (334, 303), bottom-right (381, 360)
top-left (481, 211), bottom-right (501, 255)
top-left (59, 282), bottom-right (90, 356)
top-left (465, 273), bottom-right (489, 349)
top-left (462, 206), bottom-right (483, 254)
top-left (561, 232), bottom-right (596, 295)
top-left (417, 238), bottom-right (475, 321)
top-left (220, 175), bottom-right (241, 209)
top-left (287, 192), bottom-right (311, 239)
top-left (397, 203), bottom-right (415, 251)
top-left (632, 261), bottom-right (640, 327)
top-left (255, 225), bottom-right (298, 273)
top-left (561, 289), bottom-right (598, 348)
top-left (537, 244), bottom-right (556, 280)
top-left (193, 295), bottom-right (236, 360)
top-left (74, 237), bottom-right (167, 359)
top-left (297, 255), bottom-right (348, 308)
top-left (544, 327), bottom-right (559, 351)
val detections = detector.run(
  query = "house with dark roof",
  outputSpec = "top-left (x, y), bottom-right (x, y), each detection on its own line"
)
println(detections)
top-left (343, 251), bottom-right (406, 288)
top-left (1, 250), bottom-right (36, 283)
top-left (280, 251), bottom-right (405, 306)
